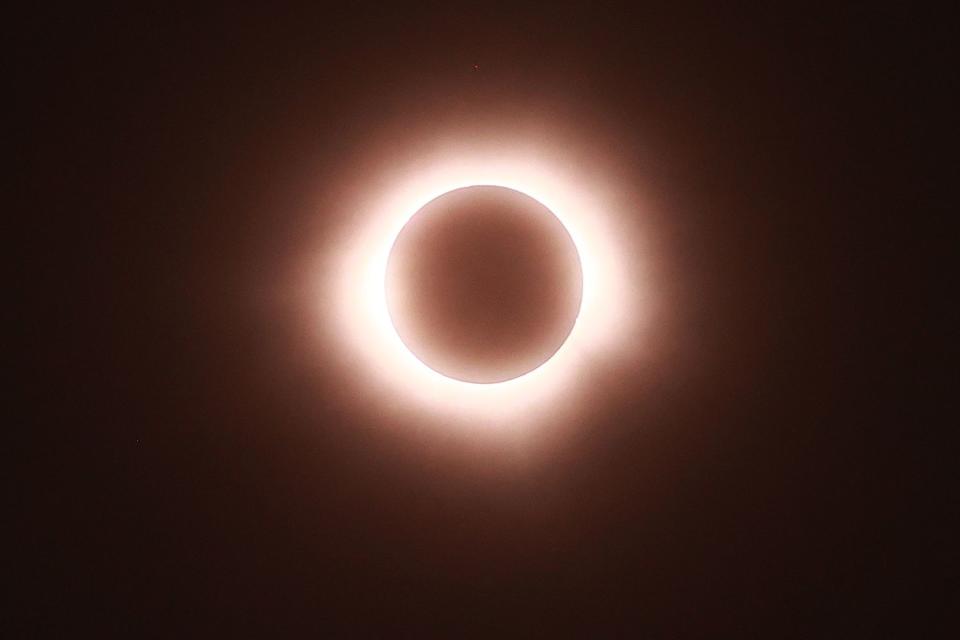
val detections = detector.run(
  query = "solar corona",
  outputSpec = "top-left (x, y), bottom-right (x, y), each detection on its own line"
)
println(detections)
top-left (328, 149), bottom-right (638, 421)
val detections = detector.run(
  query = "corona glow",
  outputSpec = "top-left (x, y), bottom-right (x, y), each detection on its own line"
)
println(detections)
top-left (324, 145), bottom-right (644, 423)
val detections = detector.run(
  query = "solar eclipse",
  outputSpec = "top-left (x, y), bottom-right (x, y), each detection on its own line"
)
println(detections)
top-left (327, 144), bottom-right (644, 422)
top-left (25, 5), bottom-right (931, 634)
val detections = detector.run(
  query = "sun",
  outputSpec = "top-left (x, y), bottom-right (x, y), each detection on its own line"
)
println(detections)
top-left (326, 146), bottom-right (638, 422)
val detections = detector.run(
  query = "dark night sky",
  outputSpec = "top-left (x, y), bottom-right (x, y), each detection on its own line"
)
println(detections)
top-left (14, 3), bottom-right (954, 636)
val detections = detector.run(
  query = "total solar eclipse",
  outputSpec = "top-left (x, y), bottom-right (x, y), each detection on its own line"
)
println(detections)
top-left (332, 150), bottom-right (635, 418)
top-left (385, 186), bottom-right (583, 384)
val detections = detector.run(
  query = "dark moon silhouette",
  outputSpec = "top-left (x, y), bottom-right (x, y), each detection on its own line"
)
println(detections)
top-left (386, 186), bottom-right (583, 383)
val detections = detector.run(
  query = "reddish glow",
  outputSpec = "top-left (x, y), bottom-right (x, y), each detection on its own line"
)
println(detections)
top-left (319, 142), bottom-right (654, 426)
top-left (385, 185), bottom-right (583, 384)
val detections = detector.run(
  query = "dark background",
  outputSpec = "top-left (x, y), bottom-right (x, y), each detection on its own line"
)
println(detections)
top-left (15, 3), bottom-right (953, 636)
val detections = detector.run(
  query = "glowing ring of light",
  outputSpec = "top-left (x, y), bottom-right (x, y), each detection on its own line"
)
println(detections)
top-left (330, 150), bottom-right (636, 421)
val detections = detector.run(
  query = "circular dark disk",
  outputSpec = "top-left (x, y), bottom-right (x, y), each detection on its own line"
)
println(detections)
top-left (385, 185), bottom-right (583, 383)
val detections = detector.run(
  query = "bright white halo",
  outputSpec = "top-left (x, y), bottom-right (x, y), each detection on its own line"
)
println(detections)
top-left (328, 149), bottom-right (637, 422)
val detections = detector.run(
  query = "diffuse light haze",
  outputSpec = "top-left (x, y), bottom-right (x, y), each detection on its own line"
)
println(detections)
top-left (21, 4), bottom-right (933, 634)
top-left (311, 129), bottom-right (662, 427)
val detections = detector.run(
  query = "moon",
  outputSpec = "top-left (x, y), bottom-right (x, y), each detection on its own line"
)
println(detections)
top-left (385, 186), bottom-right (583, 384)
